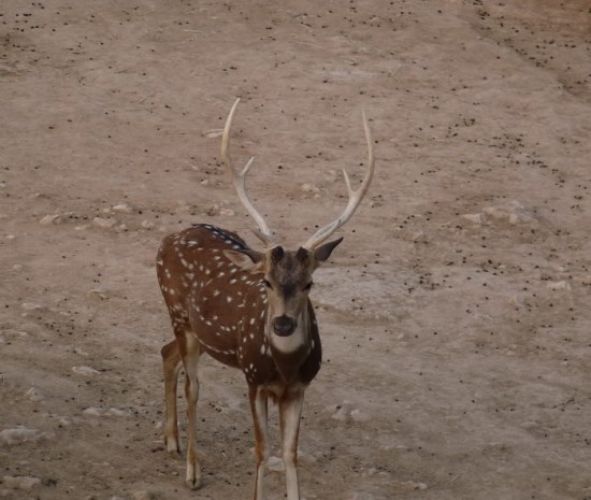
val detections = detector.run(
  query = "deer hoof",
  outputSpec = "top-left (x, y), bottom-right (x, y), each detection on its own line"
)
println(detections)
top-left (185, 465), bottom-right (202, 490)
top-left (165, 437), bottom-right (181, 456)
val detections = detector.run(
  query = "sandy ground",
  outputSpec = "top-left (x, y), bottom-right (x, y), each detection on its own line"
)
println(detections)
top-left (1, 0), bottom-right (591, 499)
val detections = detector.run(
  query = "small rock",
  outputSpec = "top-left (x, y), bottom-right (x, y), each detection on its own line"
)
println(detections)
top-left (40, 214), bottom-right (61, 225)
top-left (301, 183), bottom-right (320, 193)
top-left (12, 264), bottom-right (23, 271)
top-left (5, 234), bottom-right (15, 240)
top-left (88, 288), bottom-right (110, 300)
top-left (141, 220), bottom-right (155, 230)
top-left (72, 366), bottom-right (101, 376)
top-left (220, 208), bottom-right (235, 217)
top-left (461, 213), bottom-right (483, 224)
top-left (0, 427), bottom-right (46, 446)
top-left (202, 128), bottom-right (224, 138)
top-left (1, 475), bottom-right (41, 491)
top-left (112, 202), bottom-right (133, 214)
top-left (93, 217), bottom-right (116, 229)
top-left (483, 201), bottom-right (535, 224)
top-left (546, 281), bottom-right (570, 291)
top-left (82, 407), bottom-right (104, 417)
top-left (412, 230), bottom-right (427, 243)
top-left (21, 302), bottom-right (41, 311)
top-left (106, 408), bottom-right (131, 417)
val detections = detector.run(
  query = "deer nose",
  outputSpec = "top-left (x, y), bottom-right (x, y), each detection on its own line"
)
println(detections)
top-left (272, 315), bottom-right (297, 336)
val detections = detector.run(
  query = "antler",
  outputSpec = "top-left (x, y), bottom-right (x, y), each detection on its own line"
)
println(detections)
top-left (302, 110), bottom-right (375, 250)
top-left (221, 98), bottom-right (275, 245)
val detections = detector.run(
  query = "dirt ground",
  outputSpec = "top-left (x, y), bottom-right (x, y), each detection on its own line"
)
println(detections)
top-left (1, 0), bottom-right (590, 499)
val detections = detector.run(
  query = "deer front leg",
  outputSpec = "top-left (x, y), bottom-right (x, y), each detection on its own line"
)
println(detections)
top-left (161, 340), bottom-right (182, 454)
top-left (179, 333), bottom-right (202, 489)
top-left (248, 385), bottom-right (269, 500)
top-left (279, 388), bottom-right (305, 500)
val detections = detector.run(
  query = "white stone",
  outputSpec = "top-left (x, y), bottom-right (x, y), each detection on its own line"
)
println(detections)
top-left (141, 220), bottom-right (155, 229)
top-left (40, 214), bottom-right (61, 225)
top-left (72, 366), bottom-right (101, 376)
top-left (203, 128), bottom-right (224, 138)
top-left (112, 202), bottom-right (133, 213)
top-left (461, 213), bottom-right (483, 224)
top-left (301, 183), bottom-right (320, 193)
top-left (82, 407), bottom-right (104, 416)
top-left (21, 302), bottom-right (41, 311)
top-left (93, 217), bottom-right (116, 229)
top-left (546, 281), bottom-right (571, 291)
top-left (0, 427), bottom-right (46, 446)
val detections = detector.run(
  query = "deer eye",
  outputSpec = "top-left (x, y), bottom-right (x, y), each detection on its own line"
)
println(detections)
top-left (263, 279), bottom-right (273, 289)
top-left (303, 282), bottom-right (313, 291)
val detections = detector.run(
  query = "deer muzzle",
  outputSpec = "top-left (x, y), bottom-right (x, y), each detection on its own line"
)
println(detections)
top-left (272, 315), bottom-right (297, 337)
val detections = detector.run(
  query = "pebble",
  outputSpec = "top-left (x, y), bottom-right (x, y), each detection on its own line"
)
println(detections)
top-left (412, 230), bottom-right (427, 243)
top-left (112, 202), bottom-right (133, 214)
top-left (21, 302), bottom-right (41, 311)
top-left (219, 208), bottom-right (235, 216)
top-left (141, 220), bottom-right (155, 230)
top-left (93, 217), bottom-right (116, 229)
top-left (461, 213), bottom-right (483, 224)
top-left (203, 128), bottom-right (224, 138)
top-left (301, 183), bottom-right (320, 193)
top-left (1, 476), bottom-right (41, 491)
top-left (482, 201), bottom-right (535, 224)
top-left (40, 214), bottom-right (61, 225)
top-left (546, 281), bottom-right (570, 291)
top-left (82, 407), bottom-right (131, 417)
top-left (72, 366), bottom-right (101, 376)
top-left (88, 288), bottom-right (110, 300)
top-left (0, 427), bottom-right (46, 446)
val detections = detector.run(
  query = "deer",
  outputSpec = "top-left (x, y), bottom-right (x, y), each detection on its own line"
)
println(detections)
top-left (156, 98), bottom-right (375, 500)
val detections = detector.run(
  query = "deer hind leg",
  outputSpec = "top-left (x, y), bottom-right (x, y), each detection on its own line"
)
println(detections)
top-left (161, 339), bottom-right (182, 454)
top-left (178, 332), bottom-right (202, 490)
top-left (248, 385), bottom-right (269, 500)
top-left (279, 388), bottom-right (305, 500)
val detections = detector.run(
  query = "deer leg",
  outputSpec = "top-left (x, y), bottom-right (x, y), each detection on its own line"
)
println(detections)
top-left (161, 339), bottom-right (182, 455)
top-left (279, 388), bottom-right (305, 500)
top-left (179, 333), bottom-right (202, 490)
top-left (248, 385), bottom-right (269, 500)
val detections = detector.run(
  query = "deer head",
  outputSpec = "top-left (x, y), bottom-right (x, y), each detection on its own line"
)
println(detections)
top-left (220, 98), bottom-right (374, 352)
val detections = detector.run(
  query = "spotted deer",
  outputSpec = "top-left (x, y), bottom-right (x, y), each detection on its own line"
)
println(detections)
top-left (156, 99), bottom-right (374, 500)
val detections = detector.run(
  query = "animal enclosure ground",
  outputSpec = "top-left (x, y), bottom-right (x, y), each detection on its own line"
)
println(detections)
top-left (1, 0), bottom-right (590, 499)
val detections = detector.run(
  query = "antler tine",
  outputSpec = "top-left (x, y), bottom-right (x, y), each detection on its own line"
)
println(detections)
top-left (221, 98), bottom-right (275, 245)
top-left (303, 109), bottom-right (375, 250)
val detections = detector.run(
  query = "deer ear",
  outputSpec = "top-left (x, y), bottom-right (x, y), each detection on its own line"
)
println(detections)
top-left (223, 248), bottom-right (264, 272)
top-left (313, 237), bottom-right (344, 264)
